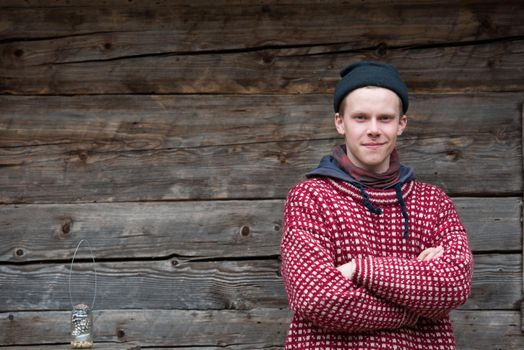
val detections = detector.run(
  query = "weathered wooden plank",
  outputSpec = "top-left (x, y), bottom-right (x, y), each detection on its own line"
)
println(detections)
top-left (0, 93), bottom-right (521, 150)
top-left (0, 259), bottom-right (285, 312)
top-left (2, 0), bottom-right (523, 67)
top-left (461, 254), bottom-right (522, 310)
top-left (1, 37), bottom-right (524, 94)
top-left (0, 198), bottom-right (519, 262)
top-left (0, 309), bottom-right (291, 347)
top-left (0, 200), bottom-right (284, 261)
top-left (1, 309), bottom-right (523, 349)
top-left (0, 254), bottom-right (520, 311)
top-left (521, 105), bottom-right (524, 333)
top-left (1, 0), bottom-right (522, 41)
top-left (0, 344), bottom-right (141, 350)
top-left (0, 94), bottom-right (336, 150)
top-left (451, 310), bottom-right (524, 350)
top-left (453, 197), bottom-right (522, 253)
top-left (0, 134), bottom-right (520, 203)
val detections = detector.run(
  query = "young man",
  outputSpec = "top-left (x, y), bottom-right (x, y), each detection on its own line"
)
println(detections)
top-left (280, 61), bottom-right (473, 349)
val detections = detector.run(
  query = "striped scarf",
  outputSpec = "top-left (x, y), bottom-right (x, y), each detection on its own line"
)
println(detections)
top-left (332, 144), bottom-right (401, 189)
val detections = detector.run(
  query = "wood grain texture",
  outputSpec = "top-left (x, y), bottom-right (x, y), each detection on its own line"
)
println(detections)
top-left (0, 93), bottom-right (521, 150)
top-left (2, 38), bottom-right (523, 94)
top-left (0, 344), bottom-right (141, 350)
top-left (1, 309), bottom-right (523, 349)
top-left (0, 308), bottom-right (291, 348)
top-left (451, 310), bottom-right (524, 350)
top-left (0, 200), bottom-right (284, 261)
top-left (522, 106), bottom-right (524, 332)
top-left (453, 197), bottom-right (522, 253)
top-left (0, 135), bottom-right (520, 204)
top-left (0, 254), bottom-right (520, 311)
top-left (0, 259), bottom-right (285, 312)
top-left (1, 93), bottom-right (521, 203)
top-left (2, 1), bottom-right (523, 49)
top-left (461, 254), bottom-right (522, 310)
top-left (0, 198), bottom-right (520, 262)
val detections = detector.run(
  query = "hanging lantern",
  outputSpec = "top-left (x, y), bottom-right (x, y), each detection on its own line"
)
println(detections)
top-left (69, 240), bottom-right (96, 349)
top-left (71, 303), bottom-right (93, 348)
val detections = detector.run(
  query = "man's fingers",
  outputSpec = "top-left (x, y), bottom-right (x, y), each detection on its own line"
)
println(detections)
top-left (418, 246), bottom-right (444, 261)
top-left (433, 247), bottom-right (444, 260)
top-left (417, 249), bottom-right (430, 261)
top-left (424, 249), bottom-right (438, 261)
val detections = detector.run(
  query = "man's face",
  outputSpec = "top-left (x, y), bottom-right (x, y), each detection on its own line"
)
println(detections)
top-left (334, 86), bottom-right (407, 174)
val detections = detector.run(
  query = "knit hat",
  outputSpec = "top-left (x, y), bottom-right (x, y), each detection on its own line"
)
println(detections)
top-left (333, 61), bottom-right (409, 114)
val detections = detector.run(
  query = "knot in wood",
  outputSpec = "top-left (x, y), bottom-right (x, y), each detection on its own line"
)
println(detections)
top-left (376, 43), bottom-right (388, 57)
top-left (277, 153), bottom-right (288, 164)
top-left (240, 225), bottom-right (250, 237)
top-left (14, 49), bottom-right (24, 57)
top-left (117, 329), bottom-right (126, 338)
top-left (62, 219), bottom-right (73, 235)
top-left (261, 53), bottom-right (274, 64)
top-left (478, 16), bottom-right (495, 35)
top-left (77, 151), bottom-right (88, 163)
top-left (15, 248), bottom-right (24, 257)
top-left (445, 150), bottom-right (462, 162)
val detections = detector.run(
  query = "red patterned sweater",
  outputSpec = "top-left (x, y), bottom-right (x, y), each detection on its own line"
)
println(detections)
top-left (280, 177), bottom-right (473, 349)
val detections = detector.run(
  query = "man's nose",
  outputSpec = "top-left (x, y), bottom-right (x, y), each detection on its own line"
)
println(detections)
top-left (367, 118), bottom-right (380, 136)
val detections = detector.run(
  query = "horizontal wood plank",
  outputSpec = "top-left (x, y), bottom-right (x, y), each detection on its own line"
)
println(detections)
top-left (0, 135), bottom-right (520, 203)
top-left (461, 254), bottom-right (522, 310)
top-left (1, 38), bottom-right (524, 94)
top-left (453, 197), bottom-right (522, 253)
top-left (0, 259), bottom-right (285, 312)
top-left (2, 1), bottom-right (523, 59)
top-left (0, 93), bottom-right (521, 150)
top-left (0, 344), bottom-right (141, 350)
top-left (0, 200), bottom-right (284, 261)
top-left (0, 198), bottom-right (520, 262)
top-left (1, 94), bottom-right (521, 202)
top-left (1, 309), bottom-right (523, 349)
top-left (0, 308), bottom-right (290, 348)
top-left (451, 310), bottom-right (524, 350)
top-left (0, 254), bottom-right (520, 311)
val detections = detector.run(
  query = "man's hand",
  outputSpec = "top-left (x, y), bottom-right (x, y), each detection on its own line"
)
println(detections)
top-left (336, 260), bottom-right (356, 279)
top-left (337, 247), bottom-right (443, 280)
top-left (417, 246), bottom-right (444, 261)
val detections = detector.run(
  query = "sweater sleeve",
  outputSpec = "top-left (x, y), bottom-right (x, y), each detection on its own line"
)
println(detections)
top-left (281, 183), bottom-right (419, 333)
top-left (353, 189), bottom-right (473, 320)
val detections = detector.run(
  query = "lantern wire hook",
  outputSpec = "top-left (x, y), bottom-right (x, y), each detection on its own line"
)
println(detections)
top-left (69, 239), bottom-right (97, 309)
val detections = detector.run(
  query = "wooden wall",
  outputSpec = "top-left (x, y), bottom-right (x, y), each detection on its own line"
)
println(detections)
top-left (1, 1), bottom-right (523, 349)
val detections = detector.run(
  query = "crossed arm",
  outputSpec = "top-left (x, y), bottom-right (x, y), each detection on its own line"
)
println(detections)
top-left (281, 226), bottom-right (420, 333)
top-left (337, 246), bottom-right (444, 278)
top-left (281, 184), bottom-right (473, 333)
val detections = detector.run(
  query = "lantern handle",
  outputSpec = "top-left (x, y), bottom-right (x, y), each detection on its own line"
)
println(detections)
top-left (69, 239), bottom-right (97, 309)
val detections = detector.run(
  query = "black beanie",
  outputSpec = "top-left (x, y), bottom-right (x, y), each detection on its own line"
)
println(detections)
top-left (333, 61), bottom-right (409, 114)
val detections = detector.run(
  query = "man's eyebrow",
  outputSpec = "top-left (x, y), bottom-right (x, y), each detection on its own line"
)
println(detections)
top-left (348, 111), bottom-right (369, 115)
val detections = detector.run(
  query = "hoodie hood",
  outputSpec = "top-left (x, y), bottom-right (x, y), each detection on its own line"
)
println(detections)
top-left (306, 155), bottom-right (416, 188)
top-left (305, 154), bottom-right (416, 240)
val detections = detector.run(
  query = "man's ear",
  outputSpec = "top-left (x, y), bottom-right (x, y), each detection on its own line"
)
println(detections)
top-left (397, 115), bottom-right (408, 136)
top-left (334, 113), bottom-right (345, 135)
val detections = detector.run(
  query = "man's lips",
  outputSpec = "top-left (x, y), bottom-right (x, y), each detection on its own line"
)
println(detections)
top-left (362, 142), bottom-right (386, 149)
